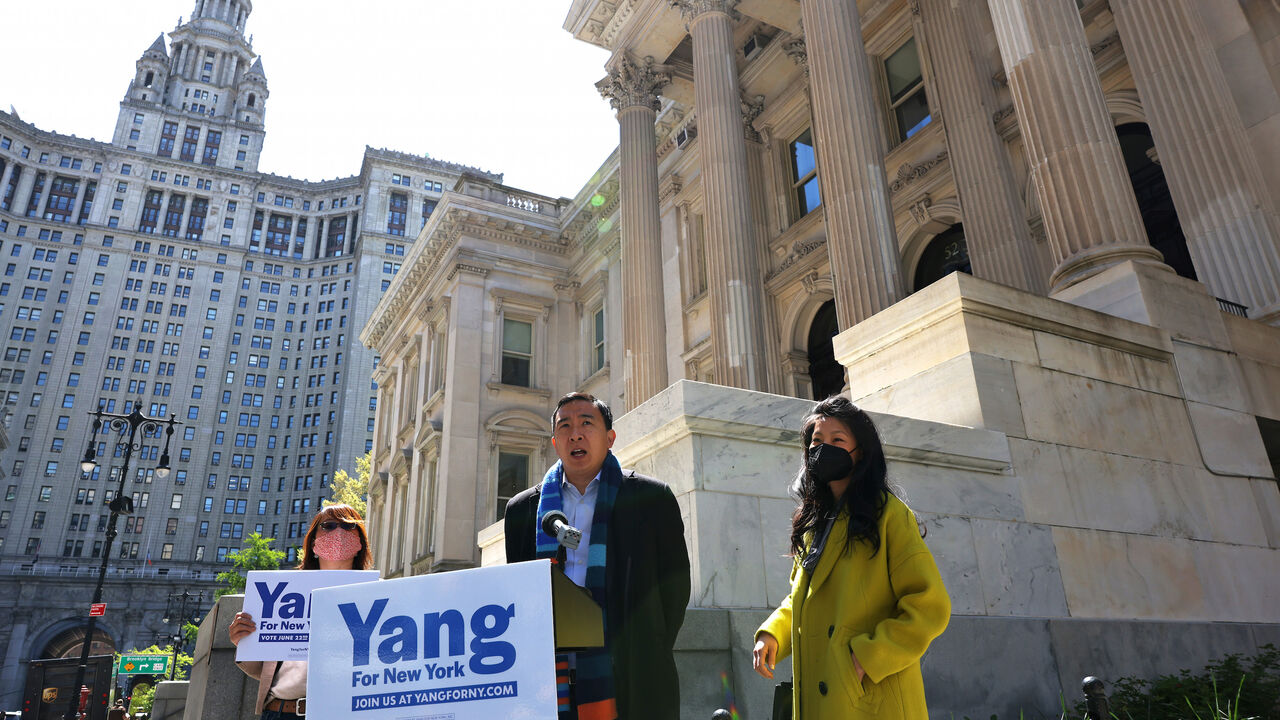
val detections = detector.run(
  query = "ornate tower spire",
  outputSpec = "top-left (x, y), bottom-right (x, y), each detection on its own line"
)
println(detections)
top-left (113, 0), bottom-right (266, 170)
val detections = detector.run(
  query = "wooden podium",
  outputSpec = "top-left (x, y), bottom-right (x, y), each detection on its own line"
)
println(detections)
top-left (548, 562), bottom-right (605, 652)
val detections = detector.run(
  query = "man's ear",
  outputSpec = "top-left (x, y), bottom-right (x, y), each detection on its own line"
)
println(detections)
top-left (552, 436), bottom-right (558, 449)
top-left (606, 429), bottom-right (616, 448)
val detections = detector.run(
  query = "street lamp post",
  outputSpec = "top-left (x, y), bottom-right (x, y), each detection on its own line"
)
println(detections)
top-left (161, 589), bottom-right (205, 681)
top-left (65, 402), bottom-right (178, 720)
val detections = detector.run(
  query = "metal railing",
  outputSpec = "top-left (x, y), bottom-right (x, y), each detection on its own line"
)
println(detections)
top-left (1216, 297), bottom-right (1249, 318)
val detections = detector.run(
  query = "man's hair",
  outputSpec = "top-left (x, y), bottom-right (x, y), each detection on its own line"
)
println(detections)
top-left (551, 392), bottom-right (613, 431)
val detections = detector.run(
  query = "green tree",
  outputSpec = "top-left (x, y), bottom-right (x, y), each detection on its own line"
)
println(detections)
top-left (215, 532), bottom-right (286, 598)
top-left (325, 452), bottom-right (370, 517)
top-left (182, 621), bottom-right (200, 647)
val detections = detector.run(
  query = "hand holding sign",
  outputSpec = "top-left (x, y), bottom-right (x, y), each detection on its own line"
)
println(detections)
top-left (228, 612), bottom-right (257, 646)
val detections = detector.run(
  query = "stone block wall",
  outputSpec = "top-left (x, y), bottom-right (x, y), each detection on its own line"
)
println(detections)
top-left (183, 594), bottom-right (256, 720)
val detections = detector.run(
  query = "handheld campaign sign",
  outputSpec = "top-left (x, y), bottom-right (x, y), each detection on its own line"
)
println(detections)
top-left (236, 569), bottom-right (379, 662)
top-left (307, 560), bottom-right (558, 720)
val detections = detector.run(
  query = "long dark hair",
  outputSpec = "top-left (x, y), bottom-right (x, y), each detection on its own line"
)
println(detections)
top-left (789, 396), bottom-right (893, 558)
top-left (298, 503), bottom-right (374, 570)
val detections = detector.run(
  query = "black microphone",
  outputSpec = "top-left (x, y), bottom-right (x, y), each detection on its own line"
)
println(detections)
top-left (541, 510), bottom-right (582, 550)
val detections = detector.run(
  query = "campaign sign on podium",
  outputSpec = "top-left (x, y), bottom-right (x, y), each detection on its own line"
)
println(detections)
top-left (235, 569), bottom-right (379, 662)
top-left (306, 560), bottom-right (558, 720)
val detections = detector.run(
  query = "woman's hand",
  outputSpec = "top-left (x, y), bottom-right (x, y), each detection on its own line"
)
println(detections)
top-left (753, 632), bottom-right (779, 679)
top-left (852, 651), bottom-right (865, 682)
top-left (228, 611), bottom-right (256, 646)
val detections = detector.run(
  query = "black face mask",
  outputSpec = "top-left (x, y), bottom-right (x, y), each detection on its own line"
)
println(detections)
top-left (808, 443), bottom-right (855, 485)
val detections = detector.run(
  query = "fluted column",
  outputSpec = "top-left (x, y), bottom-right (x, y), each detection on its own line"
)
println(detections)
top-left (1112, 0), bottom-right (1280, 322)
top-left (918, 0), bottom-right (1045, 294)
top-left (673, 0), bottom-right (769, 389)
top-left (987, 0), bottom-right (1164, 291)
top-left (597, 56), bottom-right (672, 409)
top-left (0, 163), bottom-right (16, 205)
top-left (799, 0), bottom-right (907, 328)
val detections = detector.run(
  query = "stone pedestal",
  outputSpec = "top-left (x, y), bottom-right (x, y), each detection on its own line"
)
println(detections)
top-left (830, 270), bottom-right (1280, 718)
top-left (184, 594), bottom-right (256, 720)
top-left (149, 680), bottom-right (189, 720)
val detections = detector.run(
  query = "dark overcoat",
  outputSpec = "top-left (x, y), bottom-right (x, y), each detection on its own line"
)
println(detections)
top-left (504, 470), bottom-right (691, 720)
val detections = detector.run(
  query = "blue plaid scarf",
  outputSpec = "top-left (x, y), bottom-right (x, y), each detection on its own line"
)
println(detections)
top-left (535, 452), bottom-right (620, 720)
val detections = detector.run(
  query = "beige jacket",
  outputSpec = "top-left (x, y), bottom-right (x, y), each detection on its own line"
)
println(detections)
top-left (236, 660), bottom-right (305, 715)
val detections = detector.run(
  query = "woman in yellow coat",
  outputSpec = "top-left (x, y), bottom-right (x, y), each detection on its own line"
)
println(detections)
top-left (754, 396), bottom-right (950, 720)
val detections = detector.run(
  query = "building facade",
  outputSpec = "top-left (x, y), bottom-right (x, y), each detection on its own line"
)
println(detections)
top-left (361, 0), bottom-right (1280, 717)
top-left (0, 0), bottom-right (502, 707)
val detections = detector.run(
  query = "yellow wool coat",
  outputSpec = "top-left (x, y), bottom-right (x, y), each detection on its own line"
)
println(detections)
top-left (758, 494), bottom-right (950, 720)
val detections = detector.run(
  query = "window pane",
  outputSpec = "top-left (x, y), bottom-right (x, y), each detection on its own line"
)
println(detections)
top-left (495, 451), bottom-right (529, 521)
top-left (502, 319), bottom-right (531, 354)
top-left (885, 38), bottom-right (922, 103)
top-left (791, 130), bottom-right (816, 183)
top-left (896, 90), bottom-right (932, 140)
top-left (799, 177), bottom-right (822, 216)
top-left (501, 355), bottom-right (530, 387)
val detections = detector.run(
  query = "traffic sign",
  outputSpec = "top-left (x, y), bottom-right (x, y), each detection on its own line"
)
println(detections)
top-left (117, 655), bottom-right (169, 675)
top-left (89, 603), bottom-right (106, 617)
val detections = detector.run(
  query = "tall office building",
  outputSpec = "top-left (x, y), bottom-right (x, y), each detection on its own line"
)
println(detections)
top-left (0, 0), bottom-right (500, 703)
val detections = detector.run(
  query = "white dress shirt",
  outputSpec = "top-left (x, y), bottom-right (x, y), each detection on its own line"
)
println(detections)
top-left (559, 471), bottom-right (600, 588)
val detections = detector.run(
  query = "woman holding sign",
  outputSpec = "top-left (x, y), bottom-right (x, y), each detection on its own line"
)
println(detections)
top-left (229, 504), bottom-right (375, 719)
top-left (752, 397), bottom-right (950, 720)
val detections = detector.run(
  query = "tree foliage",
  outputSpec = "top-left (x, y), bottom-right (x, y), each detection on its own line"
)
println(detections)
top-left (214, 532), bottom-right (286, 598)
top-left (325, 452), bottom-right (370, 517)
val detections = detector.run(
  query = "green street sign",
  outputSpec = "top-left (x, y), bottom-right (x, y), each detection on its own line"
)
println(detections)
top-left (117, 654), bottom-right (169, 675)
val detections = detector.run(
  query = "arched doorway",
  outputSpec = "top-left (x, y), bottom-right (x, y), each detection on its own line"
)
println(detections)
top-left (41, 625), bottom-right (115, 659)
top-left (806, 300), bottom-right (844, 400)
top-left (913, 222), bottom-right (970, 291)
top-left (1116, 123), bottom-right (1195, 280)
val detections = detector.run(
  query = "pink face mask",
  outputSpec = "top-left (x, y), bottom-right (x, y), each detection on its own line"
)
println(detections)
top-left (313, 528), bottom-right (362, 563)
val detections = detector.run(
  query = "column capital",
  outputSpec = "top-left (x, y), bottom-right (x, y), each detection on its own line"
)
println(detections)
top-left (597, 56), bottom-right (671, 112)
top-left (784, 36), bottom-right (808, 74)
top-left (740, 92), bottom-right (765, 142)
top-left (670, 0), bottom-right (739, 22)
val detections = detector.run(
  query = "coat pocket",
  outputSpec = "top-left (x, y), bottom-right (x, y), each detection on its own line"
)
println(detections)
top-left (831, 626), bottom-right (881, 714)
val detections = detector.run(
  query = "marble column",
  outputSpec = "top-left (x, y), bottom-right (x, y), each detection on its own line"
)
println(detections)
top-left (597, 56), bottom-right (672, 409)
top-left (1111, 0), bottom-right (1280, 322)
top-left (918, 0), bottom-right (1045, 294)
top-left (12, 168), bottom-right (36, 216)
top-left (987, 0), bottom-right (1164, 291)
top-left (673, 0), bottom-right (770, 390)
top-left (799, 0), bottom-right (908, 328)
top-left (71, 176), bottom-right (89, 225)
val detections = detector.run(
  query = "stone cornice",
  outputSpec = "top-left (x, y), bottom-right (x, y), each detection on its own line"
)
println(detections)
top-left (447, 263), bottom-right (491, 281)
top-left (783, 36), bottom-right (808, 74)
top-left (597, 56), bottom-right (671, 112)
top-left (889, 151), bottom-right (948, 194)
top-left (364, 195), bottom-right (569, 348)
top-left (670, 0), bottom-right (740, 22)
top-left (658, 174), bottom-right (684, 204)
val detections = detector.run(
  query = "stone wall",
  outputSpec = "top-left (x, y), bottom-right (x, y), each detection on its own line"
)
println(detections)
top-left (183, 595), bottom-right (256, 720)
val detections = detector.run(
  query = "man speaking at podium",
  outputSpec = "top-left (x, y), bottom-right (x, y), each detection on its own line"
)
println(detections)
top-left (505, 392), bottom-right (691, 720)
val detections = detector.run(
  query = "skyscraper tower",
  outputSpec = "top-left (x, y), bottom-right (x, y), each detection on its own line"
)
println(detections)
top-left (113, 0), bottom-right (267, 171)
top-left (0, 2), bottom-right (499, 704)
